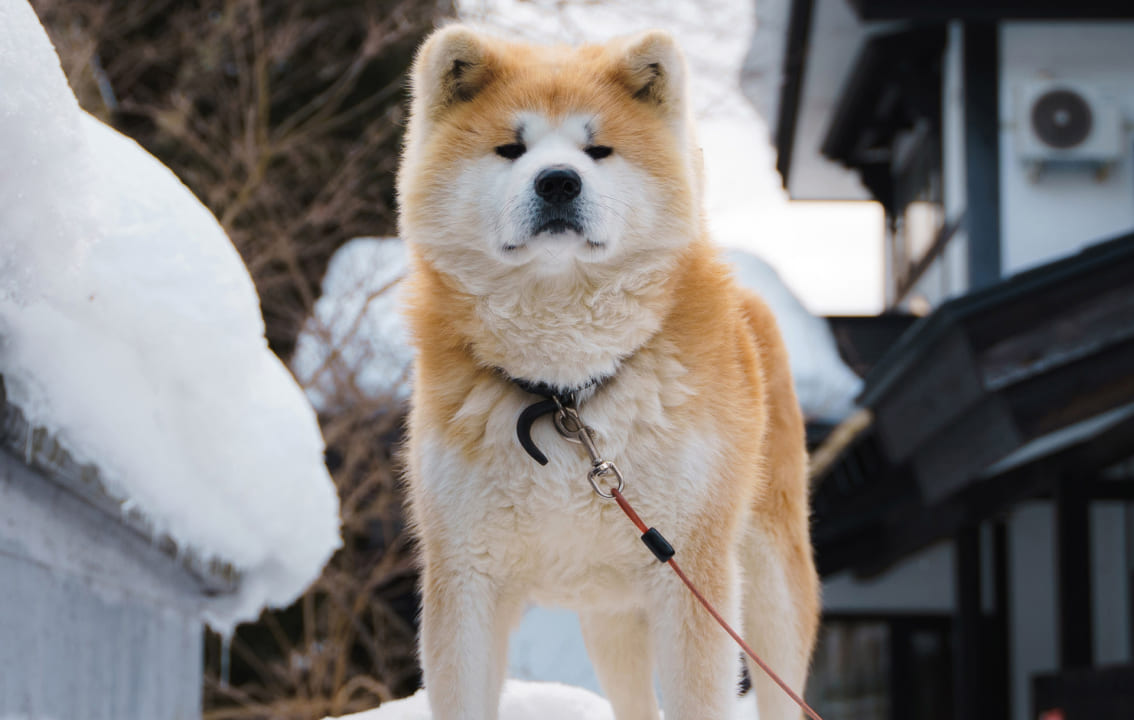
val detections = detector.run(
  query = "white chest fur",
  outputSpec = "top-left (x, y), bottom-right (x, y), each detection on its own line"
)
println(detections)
top-left (410, 348), bottom-right (728, 611)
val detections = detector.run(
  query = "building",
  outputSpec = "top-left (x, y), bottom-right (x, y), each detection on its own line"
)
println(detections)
top-left (0, 390), bottom-right (235, 719)
top-left (744, 2), bottom-right (1134, 719)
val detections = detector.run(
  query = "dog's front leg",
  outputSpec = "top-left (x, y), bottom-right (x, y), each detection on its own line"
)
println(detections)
top-left (420, 553), bottom-right (521, 720)
top-left (651, 551), bottom-right (739, 720)
top-left (580, 609), bottom-right (661, 720)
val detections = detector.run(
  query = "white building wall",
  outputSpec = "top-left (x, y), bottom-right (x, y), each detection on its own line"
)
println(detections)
top-left (1092, 502), bottom-right (1131, 667)
top-left (911, 22), bottom-right (1134, 308)
top-left (999, 22), bottom-right (1134, 276)
top-left (1005, 500), bottom-right (1132, 720)
top-left (822, 541), bottom-right (955, 613)
top-left (0, 453), bottom-right (205, 720)
top-left (1009, 503), bottom-right (1058, 720)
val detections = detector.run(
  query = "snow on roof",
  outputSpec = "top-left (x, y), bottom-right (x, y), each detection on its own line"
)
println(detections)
top-left (325, 679), bottom-right (759, 720)
top-left (0, 1), bottom-right (95, 301)
top-left (293, 240), bottom-right (860, 422)
top-left (0, 0), bottom-right (340, 629)
top-left (723, 249), bottom-right (862, 423)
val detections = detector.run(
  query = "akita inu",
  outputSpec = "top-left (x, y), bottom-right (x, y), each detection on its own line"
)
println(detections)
top-left (397, 24), bottom-right (819, 720)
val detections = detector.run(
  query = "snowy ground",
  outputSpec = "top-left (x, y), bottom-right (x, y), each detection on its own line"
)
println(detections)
top-left (1, 0), bottom-right (340, 628)
top-left (324, 680), bottom-right (760, 720)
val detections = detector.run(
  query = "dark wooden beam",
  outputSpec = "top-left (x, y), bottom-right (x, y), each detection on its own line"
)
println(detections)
top-left (888, 617), bottom-right (919, 720)
top-left (896, 213), bottom-right (966, 302)
top-left (953, 526), bottom-right (985, 720)
top-left (1129, 507), bottom-right (1134, 663)
top-left (835, 412), bottom-right (1134, 580)
top-left (848, 0), bottom-right (1134, 21)
top-left (1007, 337), bottom-right (1134, 440)
top-left (872, 330), bottom-right (985, 467)
top-left (991, 522), bottom-right (1013, 720)
top-left (1088, 479), bottom-right (1134, 501)
top-left (1033, 665), bottom-right (1134, 718)
top-left (1055, 475), bottom-right (1093, 668)
top-left (861, 232), bottom-right (1134, 413)
top-left (774, 0), bottom-right (815, 190)
top-left (912, 393), bottom-right (1021, 504)
top-left (963, 23), bottom-right (1002, 291)
top-left (896, 334), bottom-right (1134, 505)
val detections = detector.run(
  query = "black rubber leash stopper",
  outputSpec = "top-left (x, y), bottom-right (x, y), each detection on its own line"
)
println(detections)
top-left (641, 527), bottom-right (675, 563)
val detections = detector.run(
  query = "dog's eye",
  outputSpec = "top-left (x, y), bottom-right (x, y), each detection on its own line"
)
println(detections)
top-left (495, 143), bottom-right (526, 160)
top-left (584, 145), bottom-right (613, 160)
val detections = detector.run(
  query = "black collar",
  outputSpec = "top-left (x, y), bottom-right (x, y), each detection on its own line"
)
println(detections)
top-left (497, 369), bottom-right (612, 466)
top-left (506, 374), bottom-right (605, 405)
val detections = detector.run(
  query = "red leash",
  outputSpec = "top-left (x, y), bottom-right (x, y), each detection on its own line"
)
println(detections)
top-left (611, 487), bottom-right (825, 720)
top-left (534, 396), bottom-right (824, 720)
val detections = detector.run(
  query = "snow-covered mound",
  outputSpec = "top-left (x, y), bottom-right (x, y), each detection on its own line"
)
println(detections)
top-left (293, 240), bottom-right (859, 422)
top-left (328, 681), bottom-right (615, 720)
top-left (326, 679), bottom-right (761, 719)
top-left (724, 250), bottom-right (862, 422)
top-left (0, 0), bottom-right (340, 629)
top-left (291, 237), bottom-right (413, 413)
top-left (0, 0), bottom-right (96, 300)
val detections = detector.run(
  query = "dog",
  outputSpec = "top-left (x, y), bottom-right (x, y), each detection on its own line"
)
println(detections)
top-left (397, 24), bottom-right (819, 720)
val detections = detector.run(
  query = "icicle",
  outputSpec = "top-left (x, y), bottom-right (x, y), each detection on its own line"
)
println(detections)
top-left (220, 632), bottom-right (231, 688)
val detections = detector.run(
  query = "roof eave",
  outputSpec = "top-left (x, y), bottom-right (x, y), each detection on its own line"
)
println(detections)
top-left (0, 378), bottom-right (240, 596)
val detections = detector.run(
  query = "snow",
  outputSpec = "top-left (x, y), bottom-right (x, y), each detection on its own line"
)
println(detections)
top-left (0, 0), bottom-right (95, 301)
top-left (293, 239), bottom-right (859, 422)
top-left (328, 681), bottom-right (615, 720)
top-left (509, 606), bottom-right (599, 692)
top-left (722, 250), bottom-right (861, 422)
top-left (0, 0), bottom-right (340, 629)
top-left (324, 679), bottom-right (759, 720)
top-left (291, 238), bottom-right (413, 413)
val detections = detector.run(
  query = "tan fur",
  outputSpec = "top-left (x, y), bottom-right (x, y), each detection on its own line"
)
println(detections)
top-left (398, 25), bottom-right (819, 720)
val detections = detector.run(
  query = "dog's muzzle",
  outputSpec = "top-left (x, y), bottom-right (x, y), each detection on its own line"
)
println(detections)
top-left (531, 166), bottom-right (585, 235)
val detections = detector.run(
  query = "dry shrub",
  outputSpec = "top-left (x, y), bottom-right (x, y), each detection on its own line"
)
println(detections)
top-left (33, 0), bottom-right (449, 356)
top-left (200, 397), bottom-right (422, 718)
top-left (32, 0), bottom-right (451, 716)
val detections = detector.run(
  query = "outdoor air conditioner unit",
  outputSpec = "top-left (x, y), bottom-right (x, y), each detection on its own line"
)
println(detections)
top-left (1015, 81), bottom-right (1126, 168)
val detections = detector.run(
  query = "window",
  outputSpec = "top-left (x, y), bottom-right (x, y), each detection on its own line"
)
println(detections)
top-left (806, 615), bottom-right (953, 720)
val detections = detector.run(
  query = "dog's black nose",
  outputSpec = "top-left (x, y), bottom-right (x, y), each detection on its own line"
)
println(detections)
top-left (534, 167), bottom-right (582, 204)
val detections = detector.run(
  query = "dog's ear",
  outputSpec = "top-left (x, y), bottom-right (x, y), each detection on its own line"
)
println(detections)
top-left (612, 30), bottom-right (687, 119)
top-left (411, 25), bottom-right (495, 119)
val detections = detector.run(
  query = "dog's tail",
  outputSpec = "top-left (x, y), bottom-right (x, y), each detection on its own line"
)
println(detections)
top-left (736, 288), bottom-right (820, 719)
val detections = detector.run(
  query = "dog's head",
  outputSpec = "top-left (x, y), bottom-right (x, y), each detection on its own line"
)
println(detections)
top-left (398, 26), bottom-right (702, 282)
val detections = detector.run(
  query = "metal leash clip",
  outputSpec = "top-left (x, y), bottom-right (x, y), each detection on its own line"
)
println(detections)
top-left (552, 396), bottom-right (625, 499)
